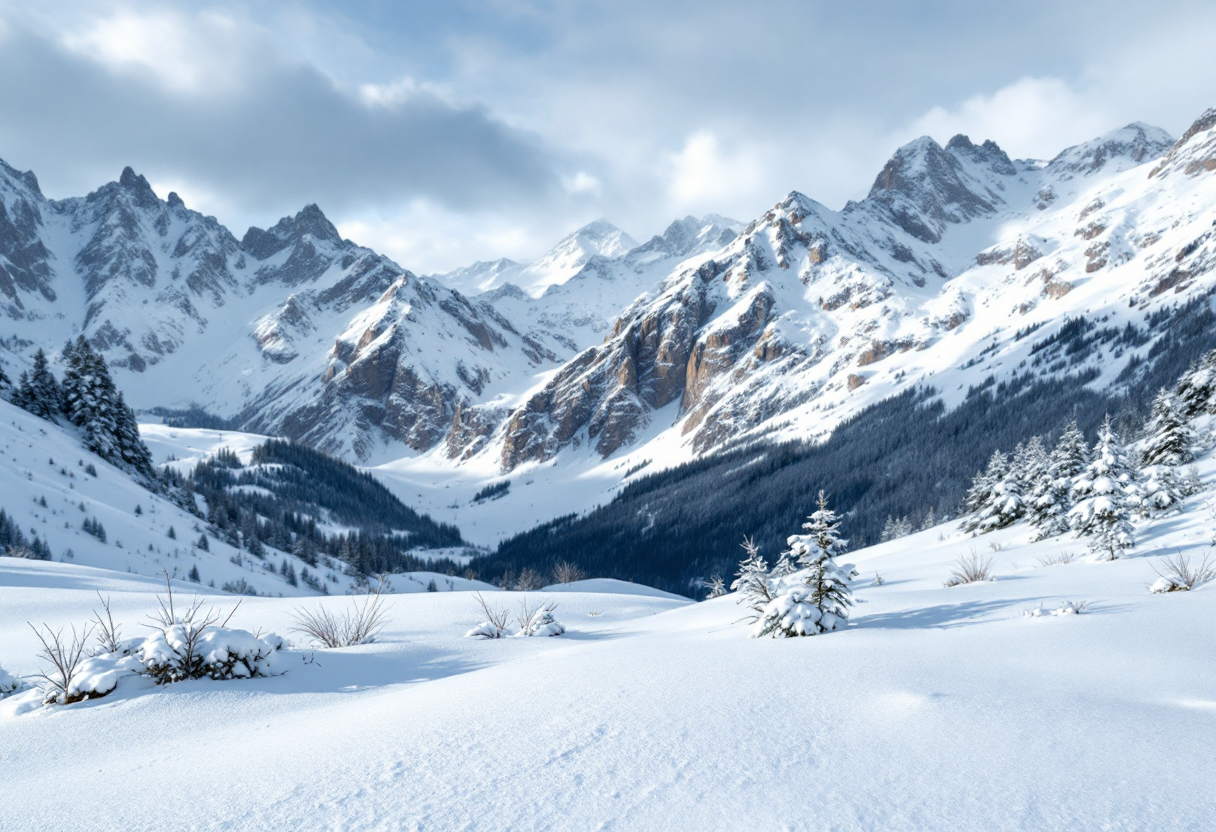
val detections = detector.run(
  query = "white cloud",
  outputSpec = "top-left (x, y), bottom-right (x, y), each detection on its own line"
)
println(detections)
top-left (902, 77), bottom-right (1116, 161)
top-left (337, 201), bottom-right (557, 274)
top-left (664, 131), bottom-right (766, 212)
top-left (57, 8), bottom-right (259, 97)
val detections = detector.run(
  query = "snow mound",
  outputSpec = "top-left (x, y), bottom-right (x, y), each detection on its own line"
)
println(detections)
top-left (542, 578), bottom-right (685, 599)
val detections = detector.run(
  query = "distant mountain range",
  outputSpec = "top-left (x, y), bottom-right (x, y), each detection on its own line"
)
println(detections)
top-left (3, 108), bottom-right (1216, 529)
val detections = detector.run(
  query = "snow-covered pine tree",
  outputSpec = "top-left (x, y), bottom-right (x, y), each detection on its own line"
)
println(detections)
top-left (60, 337), bottom-right (154, 476)
top-left (959, 451), bottom-right (1006, 533)
top-left (730, 536), bottom-right (772, 622)
top-left (920, 506), bottom-right (936, 531)
top-left (1011, 436), bottom-right (1049, 496)
top-left (1140, 389), bottom-right (1194, 468)
top-left (795, 490), bottom-right (849, 564)
top-left (754, 491), bottom-right (857, 638)
top-left (1139, 389), bottom-right (1195, 514)
top-left (961, 449), bottom-right (1024, 534)
top-left (1069, 415), bottom-right (1137, 559)
top-left (1174, 348), bottom-right (1216, 417)
top-left (1028, 420), bottom-right (1090, 540)
top-left (13, 349), bottom-right (62, 421)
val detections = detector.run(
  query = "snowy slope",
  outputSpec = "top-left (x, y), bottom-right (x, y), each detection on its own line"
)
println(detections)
top-left (0, 401), bottom-right (492, 596)
top-left (1, 460), bottom-right (1213, 830)
top-left (0, 398), bottom-right (314, 595)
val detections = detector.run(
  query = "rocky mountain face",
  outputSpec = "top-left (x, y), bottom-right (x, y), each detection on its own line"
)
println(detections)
top-left (3, 110), bottom-right (1216, 485)
top-left (474, 117), bottom-right (1212, 473)
top-left (0, 167), bottom-right (574, 462)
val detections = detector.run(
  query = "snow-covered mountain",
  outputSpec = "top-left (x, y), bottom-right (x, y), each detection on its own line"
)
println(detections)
top-left (470, 119), bottom-right (1210, 474)
top-left (431, 219), bottom-right (640, 298)
top-left (4, 111), bottom-right (1216, 503)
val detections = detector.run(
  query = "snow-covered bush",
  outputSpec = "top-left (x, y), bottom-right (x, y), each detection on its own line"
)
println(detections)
top-left (465, 594), bottom-right (565, 638)
top-left (135, 577), bottom-right (283, 684)
top-left (1023, 600), bottom-right (1090, 617)
top-left (514, 600), bottom-right (565, 637)
top-left (1149, 552), bottom-right (1215, 593)
top-left (140, 626), bottom-right (282, 684)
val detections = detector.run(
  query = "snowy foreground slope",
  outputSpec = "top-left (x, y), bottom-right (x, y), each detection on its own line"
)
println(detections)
top-left (2, 502), bottom-right (1213, 830)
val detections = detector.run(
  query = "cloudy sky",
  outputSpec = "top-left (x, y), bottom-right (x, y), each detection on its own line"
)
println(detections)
top-left (0, 0), bottom-right (1213, 273)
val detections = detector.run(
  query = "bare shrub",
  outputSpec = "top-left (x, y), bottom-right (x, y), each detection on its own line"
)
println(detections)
top-left (290, 582), bottom-right (390, 648)
top-left (466, 592), bottom-right (512, 638)
top-left (29, 622), bottom-right (94, 704)
top-left (1036, 551), bottom-right (1077, 568)
top-left (702, 575), bottom-right (727, 598)
top-left (91, 593), bottom-right (122, 655)
top-left (552, 560), bottom-right (584, 584)
top-left (872, 572), bottom-right (885, 587)
top-left (945, 549), bottom-right (994, 587)
top-left (1150, 552), bottom-right (1216, 593)
top-left (514, 567), bottom-right (547, 590)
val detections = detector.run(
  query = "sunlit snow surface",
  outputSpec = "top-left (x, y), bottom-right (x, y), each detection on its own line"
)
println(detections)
top-left (2, 488), bottom-right (1215, 829)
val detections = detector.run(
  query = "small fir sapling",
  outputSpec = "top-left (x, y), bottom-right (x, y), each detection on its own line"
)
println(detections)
top-left (729, 536), bottom-right (772, 623)
top-left (754, 491), bottom-right (857, 638)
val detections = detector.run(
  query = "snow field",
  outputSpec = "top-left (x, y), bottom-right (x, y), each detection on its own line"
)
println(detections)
top-left (1, 496), bottom-right (1214, 830)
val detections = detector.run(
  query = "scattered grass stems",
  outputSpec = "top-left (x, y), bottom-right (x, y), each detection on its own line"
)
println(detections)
top-left (945, 549), bottom-right (994, 587)
top-left (1036, 551), bottom-right (1077, 568)
top-left (1150, 551), bottom-right (1215, 593)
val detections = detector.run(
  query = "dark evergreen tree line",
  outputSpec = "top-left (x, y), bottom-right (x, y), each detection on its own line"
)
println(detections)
top-left (188, 440), bottom-right (465, 577)
top-left (0, 509), bottom-right (52, 559)
top-left (8, 338), bottom-right (154, 477)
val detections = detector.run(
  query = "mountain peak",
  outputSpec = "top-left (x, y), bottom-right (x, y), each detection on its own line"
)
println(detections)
top-left (242, 203), bottom-right (343, 260)
top-left (563, 219), bottom-right (637, 255)
top-left (864, 135), bottom-right (1008, 243)
top-left (0, 159), bottom-right (42, 197)
top-left (1047, 123), bottom-right (1174, 177)
top-left (115, 165), bottom-right (160, 208)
